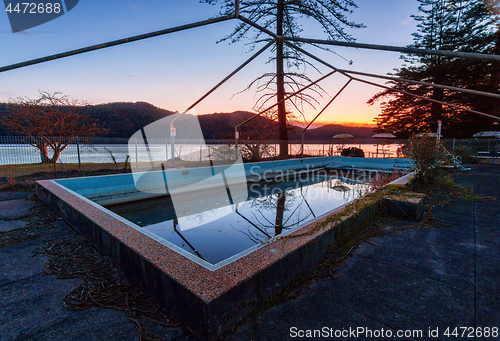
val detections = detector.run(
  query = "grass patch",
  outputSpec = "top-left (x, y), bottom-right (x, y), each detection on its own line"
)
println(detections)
top-left (0, 162), bottom-right (128, 178)
top-left (407, 171), bottom-right (493, 205)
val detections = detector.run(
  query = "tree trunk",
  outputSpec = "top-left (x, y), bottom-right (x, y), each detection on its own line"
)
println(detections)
top-left (430, 63), bottom-right (444, 129)
top-left (490, 25), bottom-right (500, 102)
top-left (50, 148), bottom-right (62, 164)
top-left (276, 0), bottom-right (288, 157)
top-left (38, 143), bottom-right (51, 163)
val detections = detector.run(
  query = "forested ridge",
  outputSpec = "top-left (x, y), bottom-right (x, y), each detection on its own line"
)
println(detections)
top-left (0, 101), bottom-right (375, 140)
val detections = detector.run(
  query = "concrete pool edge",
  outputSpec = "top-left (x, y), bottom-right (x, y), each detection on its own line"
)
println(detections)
top-left (36, 173), bottom-right (422, 340)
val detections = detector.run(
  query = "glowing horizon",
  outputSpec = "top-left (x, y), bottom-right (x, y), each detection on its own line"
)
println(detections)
top-left (0, 0), bottom-right (419, 127)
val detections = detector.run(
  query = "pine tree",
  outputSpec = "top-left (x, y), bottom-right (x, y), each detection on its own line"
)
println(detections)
top-left (368, 0), bottom-right (500, 138)
top-left (202, 0), bottom-right (364, 155)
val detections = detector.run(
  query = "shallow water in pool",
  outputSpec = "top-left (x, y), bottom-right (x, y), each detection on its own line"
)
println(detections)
top-left (106, 174), bottom-right (369, 265)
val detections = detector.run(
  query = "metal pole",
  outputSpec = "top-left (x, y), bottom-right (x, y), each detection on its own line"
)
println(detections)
top-left (302, 79), bottom-right (352, 134)
top-left (339, 68), bottom-right (500, 100)
top-left (166, 138), bottom-right (168, 163)
top-left (171, 40), bottom-right (274, 128)
top-left (280, 36), bottom-right (500, 62)
top-left (238, 16), bottom-right (500, 121)
top-left (235, 129), bottom-right (239, 161)
top-left (135, 137), bottom-right (138, 168)
top-left (238, 16), bottom-right (352, 80)
top-left (76, 136), bottom-right (81, 172)
top-left (352, 76), bottom-right (500, 121)
top-left (170, 40), bottom-right (275, 151)
top-left (0, 15), bottom-right (235, 74)
top-left (300, 79), bottom-right (352, 156)
top-left (437, 120), bottom-right (442, 141)
top-left (235, 70), bottom-right (337, 131)
top-left (200, 139), bottom-right (203, 162)
top-left (171, 133), bottom-right (175, 166)
top-left (453, 138), bottom-right (456, 153)
top-left (283, 36), bottom-right (500, 121)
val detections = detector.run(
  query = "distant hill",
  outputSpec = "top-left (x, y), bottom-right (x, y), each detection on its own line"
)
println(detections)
top-left (290, 123), bottom-right (375, 141)
top-left (83, 102), bottom-right (176, 138)
top-left (0, 101), bottom-right (375, 140)
top-left (0, 101), bottom-right (176, 138)
top-left (197, 111), bottom-right (280, 139)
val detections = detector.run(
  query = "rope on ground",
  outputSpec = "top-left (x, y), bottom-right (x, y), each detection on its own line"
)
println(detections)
top-left (0, 198), bottom-right (58, 248)
top-left (35, 236), bottom-right (185, 341)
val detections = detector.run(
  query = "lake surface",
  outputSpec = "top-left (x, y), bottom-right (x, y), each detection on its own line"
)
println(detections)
top-left (0, 142), bottom-right (402, 166)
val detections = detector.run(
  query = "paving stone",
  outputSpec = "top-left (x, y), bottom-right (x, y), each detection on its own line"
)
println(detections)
top-left (308, 256), bottom-right (475, 340)
top-left (476, 294), bottom-right (500, 341)
top-left (0, 199), bottom-right (35, 220)
top-left (22, 307), bottom-right (138, 341)
top-left (0, 219), bottom-right (27, 232)
top-left (0, 190), bottom-right (33, 202)
top-left (228, 286), bottom-right (400, 341)
top-left (476, 257), bottom-right (500, 299)
top-left (0, 273), bottom-right (83, 341)
top-left (0, 237), bottom-right (50, 286)
top-left (476, 229), bottom-right (500, 262)
top-left (353, 229), bottom-right (476, 290)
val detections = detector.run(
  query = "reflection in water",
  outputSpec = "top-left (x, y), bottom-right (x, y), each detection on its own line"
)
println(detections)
top-left (275, 192), bottom-right (286, 236)
top-left (106, 174), bottom-right (369, 265)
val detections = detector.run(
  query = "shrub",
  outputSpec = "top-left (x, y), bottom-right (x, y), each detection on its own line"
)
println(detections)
top-left (209, 144), bottom-right (237, 163)
top-left (405, 135), bottom-right (444, 184)
top-left (369, 168), bottom-right (405, 190)
top-left (341, 147), bottom-right (365, 157)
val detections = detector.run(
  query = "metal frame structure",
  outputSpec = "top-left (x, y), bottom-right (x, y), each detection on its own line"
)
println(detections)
top-left (2, 0), bottom-right (500, 163)
top-left (300, 79), bottom-right (351, 156)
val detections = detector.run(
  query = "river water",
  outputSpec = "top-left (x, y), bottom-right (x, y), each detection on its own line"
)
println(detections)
top-left (0, 142), bottom-right (402, 166)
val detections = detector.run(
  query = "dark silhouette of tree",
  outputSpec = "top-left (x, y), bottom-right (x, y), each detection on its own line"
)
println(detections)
top-left (203, 0), bottom-right (364, 155)
top-left (368, 0), bottom-right (500, 138)
top-left (1, 91), bottom-right (107, 163)
top-left (274, 192), bottom-right (286, 236)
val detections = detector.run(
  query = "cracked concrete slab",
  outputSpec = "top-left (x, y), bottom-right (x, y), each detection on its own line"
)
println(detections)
top-left (0, 199), bottom-right (35, 220)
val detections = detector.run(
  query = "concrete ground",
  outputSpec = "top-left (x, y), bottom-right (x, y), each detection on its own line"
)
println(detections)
top-left (1, 164), bottom-right (499, 341)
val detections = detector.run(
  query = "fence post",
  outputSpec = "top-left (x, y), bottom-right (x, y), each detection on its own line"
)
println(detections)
top-left (171, 135), bottom-right (175, 166)
top-left (234, 130), bottom-right (239, 161)
top-left (301, 132), bottom-right (304, 157)
top-left (76, 136), bottom-right (82, 172)
top-left (200, 139), bottom-right (203, 162)
top-left (135, 137), bottom-right (138, 168)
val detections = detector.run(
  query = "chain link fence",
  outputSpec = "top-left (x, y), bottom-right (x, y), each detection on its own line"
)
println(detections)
top-left (1, 135), bottom-right (497, 178)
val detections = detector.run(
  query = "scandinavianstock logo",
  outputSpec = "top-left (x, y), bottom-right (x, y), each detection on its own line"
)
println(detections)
top-left (3, 0), bottom-right (79, 33)
top-left (128, 113), bottom-right (248, 232)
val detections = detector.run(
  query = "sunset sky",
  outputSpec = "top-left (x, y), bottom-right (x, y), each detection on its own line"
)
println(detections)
top-left (0, 0), bottom-right (422, 125)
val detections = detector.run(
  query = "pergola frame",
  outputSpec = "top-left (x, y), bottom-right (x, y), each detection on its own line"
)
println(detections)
top-left (2, 0), bottom-right (500, 162)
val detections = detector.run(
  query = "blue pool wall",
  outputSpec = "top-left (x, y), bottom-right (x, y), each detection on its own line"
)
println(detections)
top-left (55, 156), bottom-right (413, 205)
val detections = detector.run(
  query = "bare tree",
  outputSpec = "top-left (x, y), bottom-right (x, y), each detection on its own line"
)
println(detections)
top-left (2, 91), bottom-right (107, 163)
top-left (203, 0), bottom-right (364, 156)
